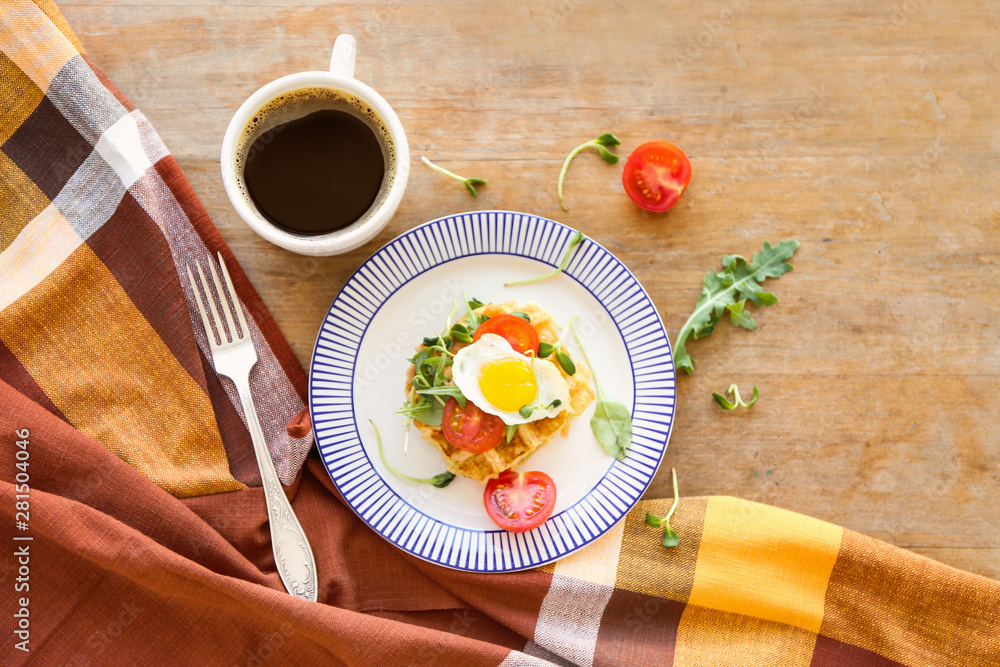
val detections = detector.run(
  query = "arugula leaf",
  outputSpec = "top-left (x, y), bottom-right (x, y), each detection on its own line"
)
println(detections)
top-left (712, 384), bottom-right (759, 410)
top-left (645, 468), bottom-right (680, 548)
top-left (398, 399), bottom-right (435, 419)
top-left (371, 420), bottom-right (455, 488)
top-left (570, 321), bottom-right (633, 460)
top-left (725, 300), bottom-right (757, 331)
top-left (415, 385), bottom-right (467, 406)
top-left (410, 404), bottom-right (444, 427)
top-left (674, 240), bottom-right (800, 374)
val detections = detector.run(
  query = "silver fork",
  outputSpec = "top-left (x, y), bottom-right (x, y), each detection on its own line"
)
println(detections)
top-left (187, 253), bottom-right (317, 602)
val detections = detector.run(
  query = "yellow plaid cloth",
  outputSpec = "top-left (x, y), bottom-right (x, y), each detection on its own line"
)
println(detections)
top-left (521, 496), bottom-right (1000, 665)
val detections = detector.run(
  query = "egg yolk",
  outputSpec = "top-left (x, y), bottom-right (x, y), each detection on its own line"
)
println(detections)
top-left (479, 358), bottom-right (537, 412)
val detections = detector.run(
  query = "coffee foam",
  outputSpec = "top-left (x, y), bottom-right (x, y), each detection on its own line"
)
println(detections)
top-left (233, 87), bottom-right (397, 236)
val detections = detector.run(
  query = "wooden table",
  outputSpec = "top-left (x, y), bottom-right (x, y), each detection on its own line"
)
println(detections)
top-left (61, 0), bottom-right (999, 579)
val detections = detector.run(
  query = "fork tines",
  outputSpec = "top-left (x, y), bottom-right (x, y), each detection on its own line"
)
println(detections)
top-left (186, 253), bottom-right (250, 349)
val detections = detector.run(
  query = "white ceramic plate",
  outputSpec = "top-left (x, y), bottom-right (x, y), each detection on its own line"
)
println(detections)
top-left (309, 211), bottom-right (675, 571)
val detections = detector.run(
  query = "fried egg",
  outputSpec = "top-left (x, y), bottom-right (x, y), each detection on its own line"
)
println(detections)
top-left (452, 334), bottom-right (570, 426)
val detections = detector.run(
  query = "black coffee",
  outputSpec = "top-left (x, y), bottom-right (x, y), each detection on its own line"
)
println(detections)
top-left (243, 107), bottom-right (387, 236)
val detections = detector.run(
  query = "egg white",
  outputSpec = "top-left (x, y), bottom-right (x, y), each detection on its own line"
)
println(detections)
top-left (452, 334), bottom-right (570, 426)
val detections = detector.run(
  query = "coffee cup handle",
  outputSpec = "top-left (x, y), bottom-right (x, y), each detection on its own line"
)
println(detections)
top-left (330, 34), bottom-right (356, 79)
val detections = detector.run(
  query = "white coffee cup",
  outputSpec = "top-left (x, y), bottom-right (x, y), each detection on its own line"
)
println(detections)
top-left (220, 35), bottom-right (410, 256)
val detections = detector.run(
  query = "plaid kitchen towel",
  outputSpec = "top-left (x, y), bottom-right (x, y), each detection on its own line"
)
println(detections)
top-left (0, 0), bottom-right (313, 498)
top-left (1, 2), bottom-right (999, 665)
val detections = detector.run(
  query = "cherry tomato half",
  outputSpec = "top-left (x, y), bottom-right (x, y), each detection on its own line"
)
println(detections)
top-left (484, 470), bottom-right (557, 532)
top-left (442, 397), bottom-right (505, 454)
top-left (622, 141), bottom-right (692, 213)
top-left (472, 313), bottom-right (540, 356)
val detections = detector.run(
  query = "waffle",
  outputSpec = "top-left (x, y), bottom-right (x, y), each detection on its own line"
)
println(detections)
top-left (407, 301), bottom-right (595, 482)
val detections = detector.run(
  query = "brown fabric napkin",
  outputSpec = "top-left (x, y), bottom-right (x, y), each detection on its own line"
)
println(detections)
top-left (2, 2), bottom-right (999, 665)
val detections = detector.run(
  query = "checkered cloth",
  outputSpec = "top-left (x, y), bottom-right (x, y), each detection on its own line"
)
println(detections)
top-left (0, 0), bottom-right (312, 498)
top-left (2, 2), bottom-right (999, 665)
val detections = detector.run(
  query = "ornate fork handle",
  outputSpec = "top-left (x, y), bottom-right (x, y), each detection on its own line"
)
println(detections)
top-left (233, 380), bottom-right (317, 602)
top-left (186, 255), bottom-right (317, 602)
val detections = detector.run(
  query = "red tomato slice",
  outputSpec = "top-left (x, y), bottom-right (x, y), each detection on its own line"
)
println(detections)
top-left (472, 313), bottom-right (540, 355)
top-left (484, 470), bottom-right (557, 532)
top-left (623, 141), bottom-right (692, 213)
top-left (442, 397), bottom-right (504, 454)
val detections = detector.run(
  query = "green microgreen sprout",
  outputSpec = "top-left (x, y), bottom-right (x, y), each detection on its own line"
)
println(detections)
top-left (713, 384), bottom-right (759, 410)
top-left (645, 468), bottom-right (680, 547)
top-left (538, 318), bottom-right (577, 375)
top-left (504, 423), bottom-right (518, 443)
top-left (423, 335), bottom-right (453, 348)
top-left (463, 292), bottom-right (487, 332)
top-left (570, 321), bottom-right (633, 460)
top-left (400, 298), bottom-right (463, 452)
top-left (557, 133), bottom-right (620, 211)
top-left (372, 420), bottom-right (455, 488)
top-left (421, 155), bottom-right (487, 197)
top-left (450, 323), bottom-right (473, 344)
top-left (517, 398), bottom-right (562, 420)
top-left (505, 230), bottom-right (585, 287)
top-left (444, 298), bottom-right (460, 330)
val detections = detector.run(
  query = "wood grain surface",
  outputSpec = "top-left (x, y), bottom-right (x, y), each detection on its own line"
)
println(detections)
top-left (59, 0), bottom-right (999, 578)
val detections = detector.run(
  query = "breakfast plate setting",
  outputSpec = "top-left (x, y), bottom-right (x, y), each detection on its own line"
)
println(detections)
top-left (11, 4), bottom-right (1000, 662)
top-left (309, 210), bottom-right (676, 571)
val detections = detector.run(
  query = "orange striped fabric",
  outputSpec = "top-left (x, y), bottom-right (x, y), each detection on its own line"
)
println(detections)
top-left (0, 0), bottom-right (310, 498)
top-left (504, 496), bottom-right (1000, 667)
top-left (2, 3), bottom-right (998, 666)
